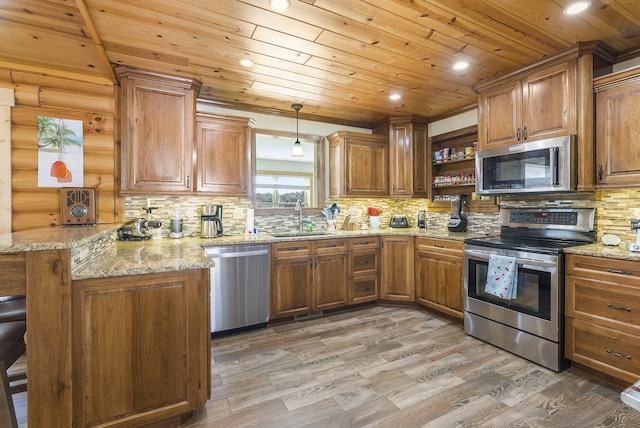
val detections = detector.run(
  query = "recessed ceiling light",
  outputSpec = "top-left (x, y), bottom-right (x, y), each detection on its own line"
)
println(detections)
top-left (239, 58), bottom-right (254, 67)
top-left (270, 0), bottom-right (290, 12)
top-left (452, 61), bottom-right (469, 71)
top-left (389, 93), bottom-right (401, 101)
top-left (563, 1), bottom-right (591, 15)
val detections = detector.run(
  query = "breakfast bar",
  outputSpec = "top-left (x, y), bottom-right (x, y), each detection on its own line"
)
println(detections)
top-left (0, 225), bottom-right (214, 427)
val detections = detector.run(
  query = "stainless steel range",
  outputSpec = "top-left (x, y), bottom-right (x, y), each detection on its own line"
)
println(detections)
top-left (463, 207), bottom-right (595, 371)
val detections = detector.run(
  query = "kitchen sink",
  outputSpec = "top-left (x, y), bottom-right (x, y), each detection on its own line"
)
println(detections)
top-left (271, 232), bottom-right (329, 238)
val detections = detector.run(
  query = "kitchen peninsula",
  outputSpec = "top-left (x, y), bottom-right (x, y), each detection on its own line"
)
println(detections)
top-left (0, 225), bottom-right (213, 427)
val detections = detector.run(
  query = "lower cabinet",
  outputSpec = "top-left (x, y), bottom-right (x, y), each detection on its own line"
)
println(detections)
top-left (565, 254), bottom-right (640, 383)
top-left (349, 237), bottom-right (380, 304)
top-left (72, 269), bottom-right (210, 427)
top-left (381, 236), bottom-right (415, 301)
top-left (415, 238), bottom-right (464, 319)
top-left (270, 239), bottom-right (348, 318)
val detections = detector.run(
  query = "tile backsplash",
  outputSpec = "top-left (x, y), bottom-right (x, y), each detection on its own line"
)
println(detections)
top-left (124, 189), bottom-right (640, 243)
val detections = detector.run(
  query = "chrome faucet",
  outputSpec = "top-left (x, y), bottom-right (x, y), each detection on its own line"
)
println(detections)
top-left (294, 199), bottom-right (303, 232)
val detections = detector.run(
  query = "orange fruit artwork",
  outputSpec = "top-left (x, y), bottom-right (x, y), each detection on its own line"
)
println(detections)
top-left (50, 160), bottom-right (67, 178)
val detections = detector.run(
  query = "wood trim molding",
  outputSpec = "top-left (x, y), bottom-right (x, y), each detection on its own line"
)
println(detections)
top-left (0, 87), bottom-right (13, 233)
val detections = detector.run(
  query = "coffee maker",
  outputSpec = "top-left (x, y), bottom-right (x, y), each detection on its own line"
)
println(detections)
top-left (200, 204), bottom-right (223, 238)
top-left (447, 195), bottom-right (467, 232)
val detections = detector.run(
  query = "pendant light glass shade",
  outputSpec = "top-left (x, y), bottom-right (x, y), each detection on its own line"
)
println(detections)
top-left (291, 104), bottom-right (303, 157)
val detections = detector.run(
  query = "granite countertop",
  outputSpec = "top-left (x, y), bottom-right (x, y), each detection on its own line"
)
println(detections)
top-left (565, 242), bottom-right (640, 262)
top-left (0, 224), bottom-right (118, 253)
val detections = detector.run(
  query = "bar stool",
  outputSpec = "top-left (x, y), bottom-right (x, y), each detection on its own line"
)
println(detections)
top-left (0, 297), bottom-right (26, 323)
top-left (0, 321), bottom-right (26, 428)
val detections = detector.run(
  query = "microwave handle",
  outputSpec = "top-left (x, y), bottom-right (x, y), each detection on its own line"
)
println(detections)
top-left (550, 147), bottom-right (559, 187)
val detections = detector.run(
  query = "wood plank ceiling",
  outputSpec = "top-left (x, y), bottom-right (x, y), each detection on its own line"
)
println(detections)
top-left (2, 0), bottom-right (640, 127)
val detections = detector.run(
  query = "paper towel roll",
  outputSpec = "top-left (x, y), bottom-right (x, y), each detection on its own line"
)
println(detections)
top-left (246, 208), bottom-right (254, 232)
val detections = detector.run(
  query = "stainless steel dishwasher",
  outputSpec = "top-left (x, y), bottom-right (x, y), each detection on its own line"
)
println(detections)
top-left (205, 244), bottom-right (270, 334)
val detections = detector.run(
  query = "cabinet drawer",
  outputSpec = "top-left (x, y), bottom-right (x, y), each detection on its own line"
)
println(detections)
top-left (351, 251), bottom-right (379, 276)
top-left (271, 241), bottom-right (312, 258)
top-left (567, 317), bottom-right (640, 383)
top-left (415, 237), bottom-right (463, 254)
top-left (566, 254), bottom-right (640, 287)
top-left (350, 276), bottom-right (378, 304)
top-left (566, 276), bottom-right (640, 329)
top-left (314, 239), bottom-right (348, 255)
top-left (349, 237), bottom-right (380, 251)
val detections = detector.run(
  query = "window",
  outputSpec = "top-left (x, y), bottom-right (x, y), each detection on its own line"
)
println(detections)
top-left (253, 130), bottom-right (324, 211)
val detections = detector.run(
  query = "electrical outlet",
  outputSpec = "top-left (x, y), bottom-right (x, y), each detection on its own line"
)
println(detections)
top-left (233, 208), bottom-right (244, 219)
top-left (351, 208), bottom-right (362, 218)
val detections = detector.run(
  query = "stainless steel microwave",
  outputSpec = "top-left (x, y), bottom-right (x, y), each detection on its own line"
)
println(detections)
top-left (475, 135), bottom-right (576, 195)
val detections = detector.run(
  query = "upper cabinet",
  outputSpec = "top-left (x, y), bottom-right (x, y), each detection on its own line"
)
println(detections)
top-left (373, 116), bottom-right (429, 198)
top-left (196, 113), bottom-right (254, 196)
top-left (474, 41), bottom-right (616, 191)
top-left (116, 66), bottom-right (201, 194)
top-left (328, 131), bottom-right (388, 197)
top-left (478, 61), bottom-right (576, 149)
top-left (594, 67), bottom-right (640, 188)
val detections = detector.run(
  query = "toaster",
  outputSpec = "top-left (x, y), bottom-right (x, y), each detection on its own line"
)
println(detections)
top-left (389, 215), bottom-right (410, 228)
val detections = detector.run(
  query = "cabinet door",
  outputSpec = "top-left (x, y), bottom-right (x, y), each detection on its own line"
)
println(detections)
top-left (72, 270), bottom-right (209, 427)
top-left (412, 122), bottom-right (429, 197)
top-left (389, 123), bottom-right (412, 196)
top-left (478, 80), bottom-right (522, 149)
top-left (270, 255), bottom-right (313, 318)
top-left (595, 76), bottom-right (640, 187)
top-left (345, 138), bottom-right (388, 196)
top-left (314, 252), bottom-right (349, 310)
top-left (380, 236), bottom-right (414, 301)
top-left (196, 114), bottom-right (252, 195)
top-left (415, 249), bottom-right (463, 319)
top-left (118, 69), bottom-right (198, 193)
top-left (522, 61), bottom-right (576, 142)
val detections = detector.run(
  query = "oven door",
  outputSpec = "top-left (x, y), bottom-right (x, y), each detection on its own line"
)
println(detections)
top-left (464, 245), bottom-right (562, 342)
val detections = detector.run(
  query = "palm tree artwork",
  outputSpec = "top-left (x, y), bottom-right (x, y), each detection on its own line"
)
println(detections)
top-left (37, 116), bottom-right (83, 185)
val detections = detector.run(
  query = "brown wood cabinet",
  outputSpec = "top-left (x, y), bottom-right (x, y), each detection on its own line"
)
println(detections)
top-left (474, 42), bottom-right (615, 191)
top-left (594, 67), bottom-right (640, 188)
top-left (415, 238), bottom-right (464, 319)
top-left (478, 61), bottom-right (576, 149)
top-left (196, 113), bottom-right (254, 195)
top-left (270, 239), bottom-right (348, 318)
top-left (380, 236), bottom-right (415, 301)
top-left (565, 254), bottom-right (640, 383)
top-left (374, 117), bottom-right (429, 197)
top-left (349, 237), bottom-right (380, 304)
top-left (328, 131), bottom-right (388, 197)
top-left (116, 66), bottom-right (201, 194)
top-left (72, 269), bottom-right (210, 427)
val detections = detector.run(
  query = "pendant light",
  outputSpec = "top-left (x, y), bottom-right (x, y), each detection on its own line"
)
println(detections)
top-left (291, 103), bottom-right (303, 157)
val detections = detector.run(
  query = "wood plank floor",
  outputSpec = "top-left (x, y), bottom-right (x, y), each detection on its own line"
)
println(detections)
top-left (187, 305), bottom-right (640, 428)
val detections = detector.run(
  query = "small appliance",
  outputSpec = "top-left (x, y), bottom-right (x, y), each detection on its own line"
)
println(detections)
top-left (117, 218), bottom-right (162, 241)
top-left (417, 210), bottom-right (426, 229)
top-left (60, 187), bottom-right (96, 225)
top-left (389, 215), bottom-right (410, 228)
top-left (447, 195), bottom-right (467, 232)
top-left (169, 205), bottom-right (184, 239)
top-left (628, 218), bottom-right (640, 252)
top-left (201, 204), bottom-right (223, 238)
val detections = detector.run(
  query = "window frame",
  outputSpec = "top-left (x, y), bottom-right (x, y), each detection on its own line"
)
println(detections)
top-left (251, 128), bottom-right (326, 214)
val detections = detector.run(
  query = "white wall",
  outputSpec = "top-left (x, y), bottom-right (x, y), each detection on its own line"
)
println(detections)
top-left (428, 109), bottom-right (478, 137)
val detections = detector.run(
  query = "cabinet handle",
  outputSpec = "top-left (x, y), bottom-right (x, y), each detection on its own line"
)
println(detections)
top-left (606, 303), bottom-right (631, 312)
top-left (324, 244), bottom-right (337, 248)
top-left (523, 126), bottom-right (527, 140)
top-left (434, 244), bottom-right (444, 248)
top-left (287, 247), bottom-right (301, 251)
top-left (607, 268), bottom-right (634, 275)
top-left (606, 349), bottom-right (632, 360)
top-left (359, 287), bottom-right (370, 291)
top-left (516, 128), bottom-right (521, 141)
top-left (186, 175), bottom-right (190, 187)
top-left (359, 260), bottom-right (370, 265)
top-left (598, 164), bottom-right (604, 182)
top-left (358, 241), bottom-right (370, 245)
top-left (309, 259), bottom-right (313, 269)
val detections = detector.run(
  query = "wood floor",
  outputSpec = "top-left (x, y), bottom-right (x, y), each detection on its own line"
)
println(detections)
top-left (9, 305), bottom-right (640, 427)
top-left (187, 305), bottom-right (640, 428)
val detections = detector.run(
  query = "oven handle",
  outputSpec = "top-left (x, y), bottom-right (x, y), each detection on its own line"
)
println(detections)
top-left (550, 146), bottom-right (559, 187)
top-left (464, 249), bottom-right (557, 268)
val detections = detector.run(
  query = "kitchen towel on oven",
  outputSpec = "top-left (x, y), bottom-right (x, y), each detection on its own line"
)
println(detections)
top-left (484, 254), bottom-right (518, 300)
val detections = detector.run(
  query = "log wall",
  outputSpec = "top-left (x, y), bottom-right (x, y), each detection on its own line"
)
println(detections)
top-left (1, 68), bottom-right (123, 232)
